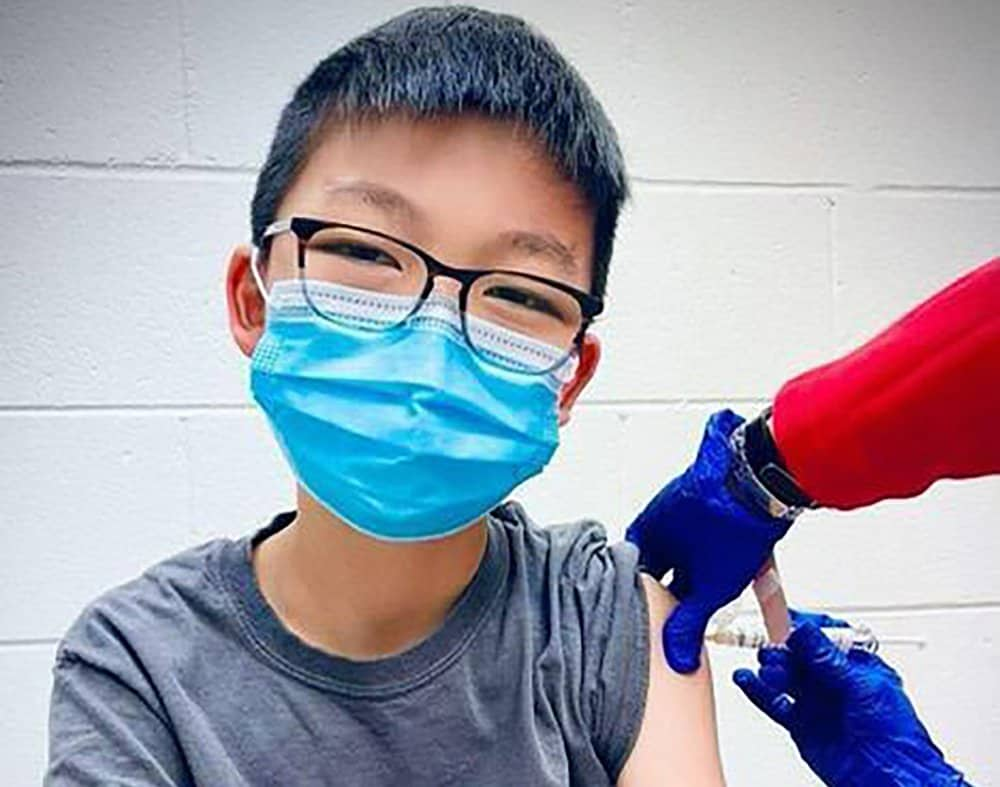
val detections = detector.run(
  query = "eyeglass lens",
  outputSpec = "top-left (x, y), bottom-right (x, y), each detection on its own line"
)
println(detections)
top-left (264, 225), bottom-right (583, 374)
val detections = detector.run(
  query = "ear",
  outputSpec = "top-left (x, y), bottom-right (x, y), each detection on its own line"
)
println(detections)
top-left (225, 243), bottom-right (266, 358)
top-left (557, 332), bottom-right (601, 427)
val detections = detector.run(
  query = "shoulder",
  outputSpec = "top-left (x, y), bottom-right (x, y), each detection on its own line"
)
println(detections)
top-left (491, 499), bottom-right (642, 583)
top-left (491, 501), bottom-right (650, 781)
top-left (55, 536), bottom-right (232, 672)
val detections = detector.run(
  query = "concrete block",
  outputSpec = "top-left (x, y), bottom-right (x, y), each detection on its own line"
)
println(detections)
top-left (0, 1), bottom-right (186, 164)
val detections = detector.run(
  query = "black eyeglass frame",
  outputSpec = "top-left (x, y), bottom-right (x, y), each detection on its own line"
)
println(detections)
top-left (260, 215), bottom-right (605, 374)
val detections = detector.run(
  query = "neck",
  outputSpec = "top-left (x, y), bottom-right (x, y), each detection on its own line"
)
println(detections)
top-left (252, 487), bottom-right (489, 661)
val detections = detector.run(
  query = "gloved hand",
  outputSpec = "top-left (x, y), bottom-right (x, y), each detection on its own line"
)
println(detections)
top-left (733, 611), bottom-right (969, 786)
top-left (624, 409), bottom-right (792, 673)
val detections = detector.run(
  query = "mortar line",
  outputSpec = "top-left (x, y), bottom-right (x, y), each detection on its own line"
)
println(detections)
top-left (0, 159), bottom-right (258, 180)
top-left (731, 600), bottom-right (1000, 617)
top-left (630, 176), bottom-right (848, 194)
top-left (0, 398), bottom-right (773, 416)
top-left (0, 402), bottom-right (253, 414)
top-left (0, 637), bottom-right (59, 648)
top-left (871, 183), bottom-right (1000, 196)
top-left (175, 0), bottom-right (195, 159)
top-left (827, 193), bottom-right (838, 343)
top-left (4, 160), bottom-right (999, 196)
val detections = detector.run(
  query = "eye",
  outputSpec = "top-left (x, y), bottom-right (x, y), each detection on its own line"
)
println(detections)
top-left (482, 284), bottom-right (563, 318)
top-left (318, 242), bottom-right (402, 270)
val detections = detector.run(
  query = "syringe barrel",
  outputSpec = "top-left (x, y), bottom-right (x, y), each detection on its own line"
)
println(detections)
top-left (706, 625), bottom-right (880, 653)
top-left (822, 626), bottom-right (879, 654)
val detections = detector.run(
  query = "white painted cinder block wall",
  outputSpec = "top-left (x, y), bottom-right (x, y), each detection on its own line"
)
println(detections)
top-left (1, 1), bottom-right (998, 784)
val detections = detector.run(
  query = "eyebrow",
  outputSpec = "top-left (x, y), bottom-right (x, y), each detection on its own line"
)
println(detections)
top-left (494, 229), bottom-right (578, 274)
top-left (321, 178), bottom-right (578, 273)
top-left (322, 179), bottom-right (425, 226)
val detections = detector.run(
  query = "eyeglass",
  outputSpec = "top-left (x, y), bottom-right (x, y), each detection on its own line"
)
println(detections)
top-left (252, 216), bottom-right (604, 375)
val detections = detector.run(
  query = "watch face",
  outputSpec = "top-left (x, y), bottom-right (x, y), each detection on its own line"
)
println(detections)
top-left (759, 464), bottom-right (813, 509)
top-left (727, 431), bottom-right (798, 524)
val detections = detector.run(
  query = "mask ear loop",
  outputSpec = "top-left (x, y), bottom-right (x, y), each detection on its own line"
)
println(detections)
top-left (249, 243), bottom-right (272, 306)
top-left (554, 347), bottom-right (581, 387)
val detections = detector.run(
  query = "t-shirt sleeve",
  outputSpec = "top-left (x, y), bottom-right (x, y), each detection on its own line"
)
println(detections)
top-left (45, 614), bottom-right (193, 786)
top-left (556, 520), bottom-right (651, 782)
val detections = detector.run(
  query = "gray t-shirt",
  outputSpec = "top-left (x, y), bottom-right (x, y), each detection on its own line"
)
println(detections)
top-left (45, 501), bottom-right (650, 786)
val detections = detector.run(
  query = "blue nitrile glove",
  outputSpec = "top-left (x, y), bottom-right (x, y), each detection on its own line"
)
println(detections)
top-left (733, 612), bottom-right (970, 786)
top-left (624, 409), bottom-right (793, 673)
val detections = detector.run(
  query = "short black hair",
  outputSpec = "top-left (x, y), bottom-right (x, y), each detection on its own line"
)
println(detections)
top-left (250, 5), bottom-right (629, 299)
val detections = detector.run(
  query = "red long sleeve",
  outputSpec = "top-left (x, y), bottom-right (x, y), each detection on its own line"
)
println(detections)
top-left (773, 256), bottom-right (1000, 510)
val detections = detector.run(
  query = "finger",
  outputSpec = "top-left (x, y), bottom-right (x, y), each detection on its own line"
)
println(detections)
top-left (732, 669), bottom-right (793, 728)
top-left (757, 645), bottom-right (789, 667)
top-left (851, 649), bottom-right (905, 687)
top-left (667, 569), bottom-right (691, 601)
top-left (757, 647), bottom-right (794, 691)
top-left (787, 621), bottom-right (850, 688)
top-left (662, 601), bottom-right (710, 674)
top-left (760, 662), bottom-right (792, 694)
top-left (636, 551), bottom-right (675, 582)
top-left (755, 553), bottom-right (777, 580)
top-left (625, 518), bottom-right (676, 581)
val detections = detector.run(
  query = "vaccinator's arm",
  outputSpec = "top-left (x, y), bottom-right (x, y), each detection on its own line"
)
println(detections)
top-left (772, 256), bottom-right (1000, 510)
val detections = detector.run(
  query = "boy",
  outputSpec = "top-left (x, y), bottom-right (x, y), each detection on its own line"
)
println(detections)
top-left (45, 7), bottom-right (724, 785)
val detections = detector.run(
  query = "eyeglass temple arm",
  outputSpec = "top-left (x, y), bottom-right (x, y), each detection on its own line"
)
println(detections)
top-left (251, 219), bottom-right (300, 304)
top-left (249, 243), bottom-right (273, 305)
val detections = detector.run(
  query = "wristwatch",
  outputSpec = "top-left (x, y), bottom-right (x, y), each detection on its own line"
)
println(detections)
top-left (728, 406), bottom-right (817, 522)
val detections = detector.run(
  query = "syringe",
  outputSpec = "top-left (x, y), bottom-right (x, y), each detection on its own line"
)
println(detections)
top-left (707, 623), bottom-right (927, 653)
top-left (706, 624), bottom-right (880, 653)
top-left (712, 556), bottom-right (926, 654)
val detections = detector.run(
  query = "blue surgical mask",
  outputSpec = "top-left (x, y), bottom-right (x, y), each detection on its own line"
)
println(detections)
top-left (249, 279), bottom-right (575, 541)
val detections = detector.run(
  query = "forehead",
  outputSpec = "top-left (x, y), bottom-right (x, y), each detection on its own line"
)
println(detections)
top-left (279, 113), bottom-right (595, 288)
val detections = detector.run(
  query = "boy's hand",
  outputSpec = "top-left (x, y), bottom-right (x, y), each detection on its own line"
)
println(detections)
top-left (625, 410), bottom-right (792, 673)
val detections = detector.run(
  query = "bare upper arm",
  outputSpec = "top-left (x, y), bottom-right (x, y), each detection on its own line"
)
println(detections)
top-left (616, 573), bottom-right (726, 787)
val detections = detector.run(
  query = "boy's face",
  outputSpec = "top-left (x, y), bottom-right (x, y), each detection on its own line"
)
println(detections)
top-left (226, 113), bottom-right (602, 426)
